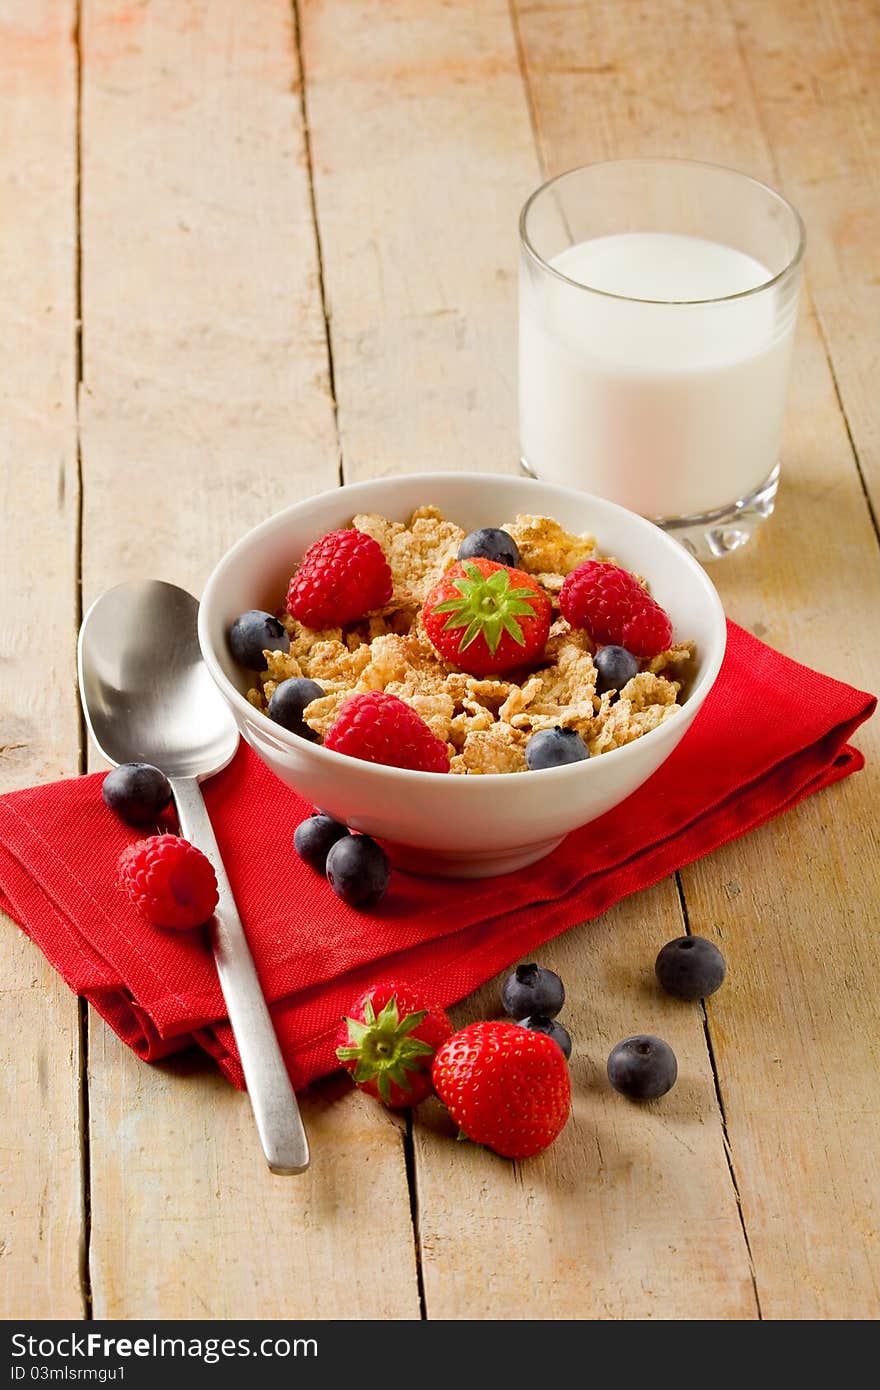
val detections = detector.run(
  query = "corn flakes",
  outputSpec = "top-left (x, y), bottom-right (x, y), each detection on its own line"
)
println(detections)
top-left (245, 507), bottom-right (694, 774)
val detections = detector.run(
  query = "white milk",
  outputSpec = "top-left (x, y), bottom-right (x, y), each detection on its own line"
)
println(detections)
top-left (519, 232), bottom-right (797, 519)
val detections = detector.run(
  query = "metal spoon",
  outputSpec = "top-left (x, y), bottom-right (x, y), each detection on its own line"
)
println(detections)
top-left (78, 579), bottom-right (309, 1175)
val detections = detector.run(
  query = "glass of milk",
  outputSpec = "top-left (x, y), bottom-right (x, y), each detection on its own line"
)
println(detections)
top-left (519, 160), bottom-right (805, 559)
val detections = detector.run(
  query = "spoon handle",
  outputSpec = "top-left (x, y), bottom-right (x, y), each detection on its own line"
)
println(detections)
top-left (171, 776), bottom-right (310, 1175)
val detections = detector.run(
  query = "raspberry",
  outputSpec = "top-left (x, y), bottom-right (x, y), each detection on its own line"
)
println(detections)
top-left (118, 833), bottom-right (219, 930)
top-left (287, 529), bottom-right (393, 629)
top-left (559, 561), bottom-right (673, 659)
top-left (325, 692), bottom-right (450, 773)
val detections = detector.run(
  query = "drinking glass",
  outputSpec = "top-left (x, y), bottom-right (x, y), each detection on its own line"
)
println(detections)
top-left (519, 159), bottom-right (805, 560)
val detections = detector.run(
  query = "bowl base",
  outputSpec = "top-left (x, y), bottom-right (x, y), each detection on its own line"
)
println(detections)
top-left (385, 836), bottom-right (565, 879)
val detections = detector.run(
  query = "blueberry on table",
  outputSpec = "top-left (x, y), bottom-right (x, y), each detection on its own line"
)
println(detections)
top-left (326, 834), bottom-right (391, 910)
top-left (594, 644), bottom-right (639, 697)
top-left (655, 936), bottom-right (726, 1000)
top-left (501, 963), bottom-right (565, 1019)
top-left (268, 677), bottom-right (325, 739)
top-left (102, 762), bottom-right (172, 825)
top-left (228, 610), bottom-right (290, 669)
top-left (518, 1014), bottom-right (572, 1059)
top-left (607, 1035), bottom-right (677, 1100)
top-left (526, 726), bottom-right (590, 770)
top-left (293, 814), bottom-right (350, 872)
top-left (457, 527), bottom-right (522, 569)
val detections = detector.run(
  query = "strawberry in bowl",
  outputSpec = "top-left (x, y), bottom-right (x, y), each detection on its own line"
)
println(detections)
top-left (422, 558), bottom-right (552, 677)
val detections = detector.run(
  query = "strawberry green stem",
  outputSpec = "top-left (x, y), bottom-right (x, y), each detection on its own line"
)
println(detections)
top-left (336, 995), bottom-right (435, 1103)
top-left (433, 562), bottom-right (540, 656)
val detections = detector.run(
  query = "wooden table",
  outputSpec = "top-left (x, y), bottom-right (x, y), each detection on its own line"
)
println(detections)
top-left (2, 0), bottom-right (878, 1322)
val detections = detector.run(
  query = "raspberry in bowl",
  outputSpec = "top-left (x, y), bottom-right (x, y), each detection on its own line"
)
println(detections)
top-left (198, 473), bottom-right (726, 877)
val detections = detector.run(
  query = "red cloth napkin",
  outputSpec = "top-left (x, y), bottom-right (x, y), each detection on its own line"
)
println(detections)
top-left (0, 621), bottom-right (873, 1091)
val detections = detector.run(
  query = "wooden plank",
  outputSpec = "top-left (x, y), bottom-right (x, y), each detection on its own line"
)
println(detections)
top-left (79, 0), bottom-right (419, 1319)
top-left (88, 1034), bottom-right (419, 1320)
top-left (416, 907), bottom-right (759, 1320)
top-left (299, 0), bottom-right (537, 479)
top-left (513, 0), bottom-right (767, 170)
top-left (301, 0), bottom-right (757, 1319)
top-left (682, 317), bottom-right (880, 1320)
top-left (705, 0), bottom-right (880, 1311)
top-left (0, 0), bottom-right (84, 1319)
top-left (726, 0), bottom-right (880, 516)
top-left (513, 0), bottom-right (880, 1318)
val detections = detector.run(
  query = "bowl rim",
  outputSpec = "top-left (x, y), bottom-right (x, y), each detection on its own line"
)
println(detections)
top-left (198, 472), bottom-right (727, 786)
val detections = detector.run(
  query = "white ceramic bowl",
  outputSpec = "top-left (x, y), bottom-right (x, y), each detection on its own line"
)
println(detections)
top-left (199, 473), bottom-right (726, 877)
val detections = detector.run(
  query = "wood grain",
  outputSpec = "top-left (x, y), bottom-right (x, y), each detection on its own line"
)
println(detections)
top-left (726, 0), bottom-right (880, 515)
top-left (299, 0), bottom-right (539, 480)
top-left (78, 0), bottom-right (418, 1319)
top-left (0, 0), bottom-right (84, 1319)
top-left (682, 314), bottom-right (880, 1319)
top-left (2, 0), bottom-right (877, 1323)
top-left (514, 0), bottom-right (880, 1318)
top-left (416, 909), bottom-right (759, 1320)
top-left (301, 0), bottom-right (757, 1319)
top-left (87, 1036), bottom-right (421, 1319)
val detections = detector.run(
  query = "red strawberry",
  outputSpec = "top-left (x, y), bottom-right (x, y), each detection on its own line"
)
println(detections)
top-left (560, 560), bottom-right (672, 659)
top-left (118, 834), bottom-right (218, 930)
top-left (336, 980), bottom-right (453, 1108)
top-left (432, 1021), bottom-right (570, 1159)
top-left (287, 528), bottom-right (393, 628)
top-left (325, 691), bottom-right (450, 772)
top-left (423, 559), bottom-right (551, 676)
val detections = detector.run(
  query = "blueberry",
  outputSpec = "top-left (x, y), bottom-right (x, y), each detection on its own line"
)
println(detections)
top-left (594, 645), bottom-right (638, 697)
top-left (607, 1035), bottom-right (677, 1100)
top-left (518, 1014), bottom-right (572, 1060)
top-left (326, 834), bottom-right (390, 909)
top-left (228, 610), bottom-right (290, 669)
top-left (293, 814), bottom-right (350, 872)
top-left (501, 963), bottom-right (565, 1019)
top-left (526, 726), bottom-right (590, 770)
top-left (268, 678), bottom-right (324, 739)
top-left (458, 528), bottom-right (522, 569)
top-left (655, 936), bottom-right (726, 1001)
top-left (102, 762), bottom-right (172, 825)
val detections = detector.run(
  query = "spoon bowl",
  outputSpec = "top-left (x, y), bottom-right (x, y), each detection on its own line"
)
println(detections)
top-left (79, 581), bottom-right (238, 779)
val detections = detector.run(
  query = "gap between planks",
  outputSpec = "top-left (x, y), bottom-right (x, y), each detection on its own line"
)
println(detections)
top-left (73, 0), bottom-right (93, 1322)
top-left (810, 313), bottom-right (880, 549)
top-left (290, 0), bottom-right (343, 488)
top-left (403, 1114), bottom-right (428, 1319)
top-left (674, 873), bottom-right (762, 1319)
top-left (721, 0), bottom-right (880, 554)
